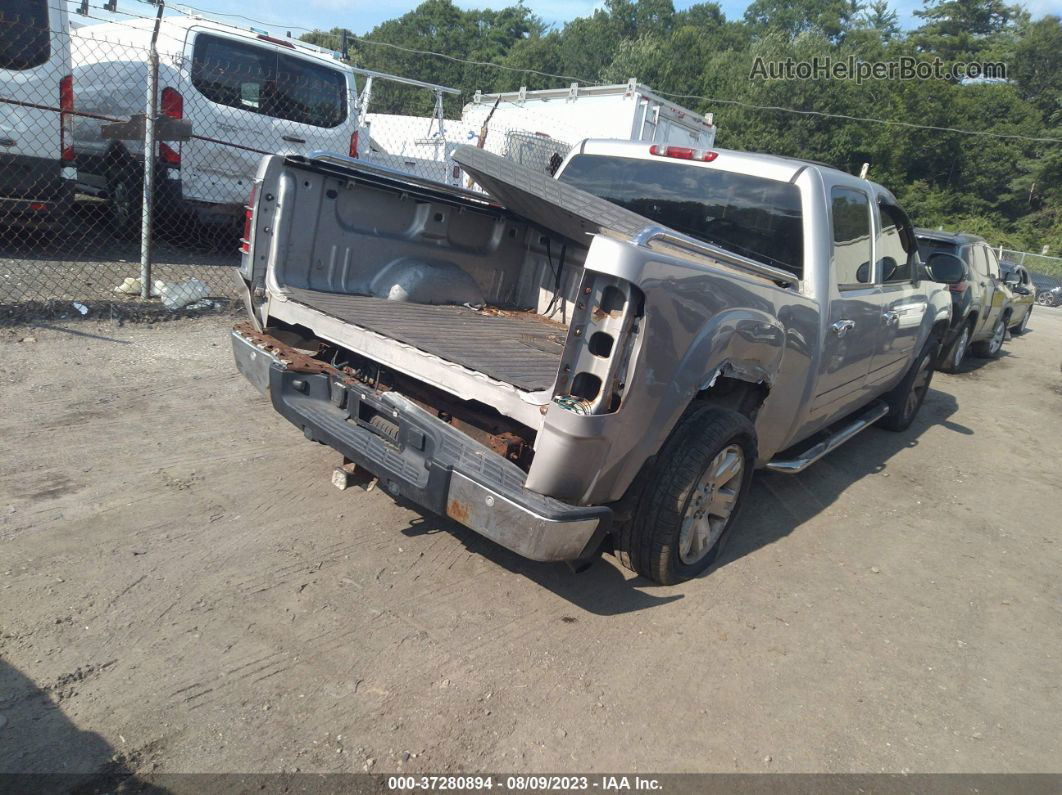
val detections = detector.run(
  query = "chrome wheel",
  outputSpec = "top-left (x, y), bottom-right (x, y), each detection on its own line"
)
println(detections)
top-left (987, 318), bottom-right (1005, 355)
top-left (951, 325), bottom-right (969, 369)
top-left (905, 354), bottom-right (932, 419)
top-left (1036, 293), bottom-right (1052, 306)
top-left (678, 444), bottom-right (745, 565)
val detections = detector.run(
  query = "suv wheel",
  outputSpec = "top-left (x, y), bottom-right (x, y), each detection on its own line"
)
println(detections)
top-left (971, 315), bottom-right (1006, 358)
top-left (878, 339), bottom-right (935, 432)
top-left (1036, 292), bottom-right (1053, 306)
top-left (1014, 308), bottom-right (1031, 335)
top-left (937, 321), bottom-right (970, 373)
top-left (616, 406), bottom-right (756, 585)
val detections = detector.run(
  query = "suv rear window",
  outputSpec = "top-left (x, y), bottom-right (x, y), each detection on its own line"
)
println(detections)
top-left (559, 154), bottom-right (804, 276)
top-left (191, 33), bottom-right (347, 128)
top-left (0, 0), bottom-right (50, 71)
top-left (916, 237), bottom-right (958, 261)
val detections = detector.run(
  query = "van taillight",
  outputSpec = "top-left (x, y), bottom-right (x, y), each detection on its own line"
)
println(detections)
top-left (240, 183), bottom-right (259, 254)
top-left (349, 131), bottom-right (359, 159)
top-left (159, 87), bottom-right (183, 166)
top-left (649, 145), bottom-right (717, 162)
top-left (59, 75), bottom-right (74, 163)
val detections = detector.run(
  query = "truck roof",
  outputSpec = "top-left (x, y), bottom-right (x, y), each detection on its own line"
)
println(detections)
top-left (914, 228), bottom-right (986, 246)
top-left (571, 138), bottom-right (889, 193)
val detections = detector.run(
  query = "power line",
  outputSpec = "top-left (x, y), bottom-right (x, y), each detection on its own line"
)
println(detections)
top-left (114, 0), bottom-right (1062, 144)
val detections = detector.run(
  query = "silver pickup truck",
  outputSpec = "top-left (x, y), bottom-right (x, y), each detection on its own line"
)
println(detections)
top-left (231, 140), bottom-right (965, 584)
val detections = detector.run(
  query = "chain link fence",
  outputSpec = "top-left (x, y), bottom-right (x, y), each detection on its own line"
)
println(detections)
top-left (998, 248), bottom-right (1062, 280)
top-left (2, 3), bottom-right (713, 326)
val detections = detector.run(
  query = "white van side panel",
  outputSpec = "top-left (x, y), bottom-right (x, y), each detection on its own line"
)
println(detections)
top-left (0, 0), bottom-right (70, 163)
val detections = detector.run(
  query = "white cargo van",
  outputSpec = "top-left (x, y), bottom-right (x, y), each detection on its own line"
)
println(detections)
top-left (70, 16), bottom-right (358, 231)
top-left (0, 0), bottom-right (75, 224)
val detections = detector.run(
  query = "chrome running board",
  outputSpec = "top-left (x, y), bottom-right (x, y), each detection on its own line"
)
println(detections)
top-left (766, 401), bottom-right (890, 474)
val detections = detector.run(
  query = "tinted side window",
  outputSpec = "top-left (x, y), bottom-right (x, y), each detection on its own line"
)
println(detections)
top-left (274, 53), bottom-right (346, 128)
top-left (831, 187), bottom-right (872, 286)
top-left (878, 202), bottom-right (914, 283)
top-left (0, 0), bottom-right (49, 70)
top-left (192, 34), bottom-right (274, 115)
top-left (558, 155), bottom-right (804, 276)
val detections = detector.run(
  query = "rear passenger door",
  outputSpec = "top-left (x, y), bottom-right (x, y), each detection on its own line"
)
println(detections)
top-left (810, 185), bottom-right (879, 423)
top-left (866, 199), bottom-right (927, 389)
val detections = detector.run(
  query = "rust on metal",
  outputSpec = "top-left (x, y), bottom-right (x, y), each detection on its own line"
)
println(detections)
top-left (447, 498), bottom-right (471, 524)
top-left (233, 322), bottom-right (342, 378)
top-left (234, 322), bottom-right (536, 470)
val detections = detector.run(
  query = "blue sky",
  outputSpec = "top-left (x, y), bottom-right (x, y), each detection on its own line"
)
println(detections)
top-left (74, 0), bottom-right (1060, 38)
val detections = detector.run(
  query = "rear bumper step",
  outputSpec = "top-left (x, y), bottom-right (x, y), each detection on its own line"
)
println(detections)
top-left (232, 329), bottom-right (609, 562)
top-left (766, 401), bottom-right (889, 474)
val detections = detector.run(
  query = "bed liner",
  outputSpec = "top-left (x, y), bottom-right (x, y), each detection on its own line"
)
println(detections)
top-left (285, 287), bottom-right (566, 393)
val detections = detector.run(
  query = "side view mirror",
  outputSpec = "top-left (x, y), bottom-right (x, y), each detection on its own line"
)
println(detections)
top-left (925, 252), bottom-right (965, 285)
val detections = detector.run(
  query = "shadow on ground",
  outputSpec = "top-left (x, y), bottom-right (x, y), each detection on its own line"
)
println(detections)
top-left (400, 387), bottom-right (970, 616)
top-left (0, 660), bottom-right (163, 792)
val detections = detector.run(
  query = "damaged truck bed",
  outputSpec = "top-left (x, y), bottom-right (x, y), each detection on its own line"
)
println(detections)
top-left (232, 141), bottom-right (960, 584)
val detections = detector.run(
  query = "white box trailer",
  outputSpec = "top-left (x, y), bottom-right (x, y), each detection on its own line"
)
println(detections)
top-left (360, 78), bottom-right (716, 186)
top-left (460, 79), bottom-right (716, 175)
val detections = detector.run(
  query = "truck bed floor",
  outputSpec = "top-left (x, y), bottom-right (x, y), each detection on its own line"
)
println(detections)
top-left (286, 287), bottom-right (565, 393)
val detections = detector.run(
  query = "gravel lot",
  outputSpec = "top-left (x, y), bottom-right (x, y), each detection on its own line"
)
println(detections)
top-left (1, 307), bottom-right (1060, 778)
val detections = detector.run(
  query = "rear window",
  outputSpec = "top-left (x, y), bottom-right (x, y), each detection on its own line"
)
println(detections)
top-left (559, 154), bottom-right (803, 276)
top-left (0, 0), bottom-right (50, 71)
top-left (916, 237), bottom-right (958, 261)
top-left (191, 33), bottom-right (347, 128)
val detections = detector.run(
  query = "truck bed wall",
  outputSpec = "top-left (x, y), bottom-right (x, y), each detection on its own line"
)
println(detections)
top-left (271, 166), bottom-right (589, 319)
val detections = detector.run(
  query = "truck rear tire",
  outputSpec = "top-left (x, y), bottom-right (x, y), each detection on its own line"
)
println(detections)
top-left (616, 406), bottom-right (756, 585)
top-left (877, 339), bottom-right (935, 432)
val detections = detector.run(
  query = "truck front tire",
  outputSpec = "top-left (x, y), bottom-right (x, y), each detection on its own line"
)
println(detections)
top-left (616, 406), bottom-right (756, 585)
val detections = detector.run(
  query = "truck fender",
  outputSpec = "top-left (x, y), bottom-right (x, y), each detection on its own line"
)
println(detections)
top-left (601, 307), bottom-right (787, 504)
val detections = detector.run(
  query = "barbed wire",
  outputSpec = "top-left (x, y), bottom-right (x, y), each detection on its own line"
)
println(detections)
top-left (121, 0), bottom-right (1062, 145)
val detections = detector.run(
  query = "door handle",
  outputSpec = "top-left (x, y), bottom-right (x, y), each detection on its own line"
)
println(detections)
top-left (282, 135), bottom-right (306, 144)
top-left (0, 137), bottom-right (16, 147)
top-left (831, 319), bottom-right (855, 337)
top-left (882, 310), bottom-right (899, 324)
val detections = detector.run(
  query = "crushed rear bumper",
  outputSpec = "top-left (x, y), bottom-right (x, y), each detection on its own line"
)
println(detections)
top-left (232, 328), bottom-right (609, 562)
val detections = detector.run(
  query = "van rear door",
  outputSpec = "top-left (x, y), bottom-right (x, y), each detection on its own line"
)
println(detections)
top-left (180, 28), bottom-right (354, 211)
top-left (0, 0), bottom-right (70, 204)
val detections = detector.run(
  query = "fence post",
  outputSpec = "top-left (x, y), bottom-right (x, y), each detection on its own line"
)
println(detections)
top-left (140, 1), bottom-right (165, 299)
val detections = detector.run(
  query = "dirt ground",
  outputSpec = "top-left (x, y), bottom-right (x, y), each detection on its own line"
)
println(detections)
top-left (1, 308), bottom-right (1060, 778)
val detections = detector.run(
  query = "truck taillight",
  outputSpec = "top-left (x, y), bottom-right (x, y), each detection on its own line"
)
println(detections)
top-left (59, 75), bottom-right (74, 163)
top-left (649, 145), bottom-right (718, 162)
top-left (947, 281), bottom-right (969, 293)
top-left (159, 87), bottom-right (183, 166)
top-left (240, 182), bottom-right (259, 254)
top-left (349, 131), bottom-right (359, 158)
